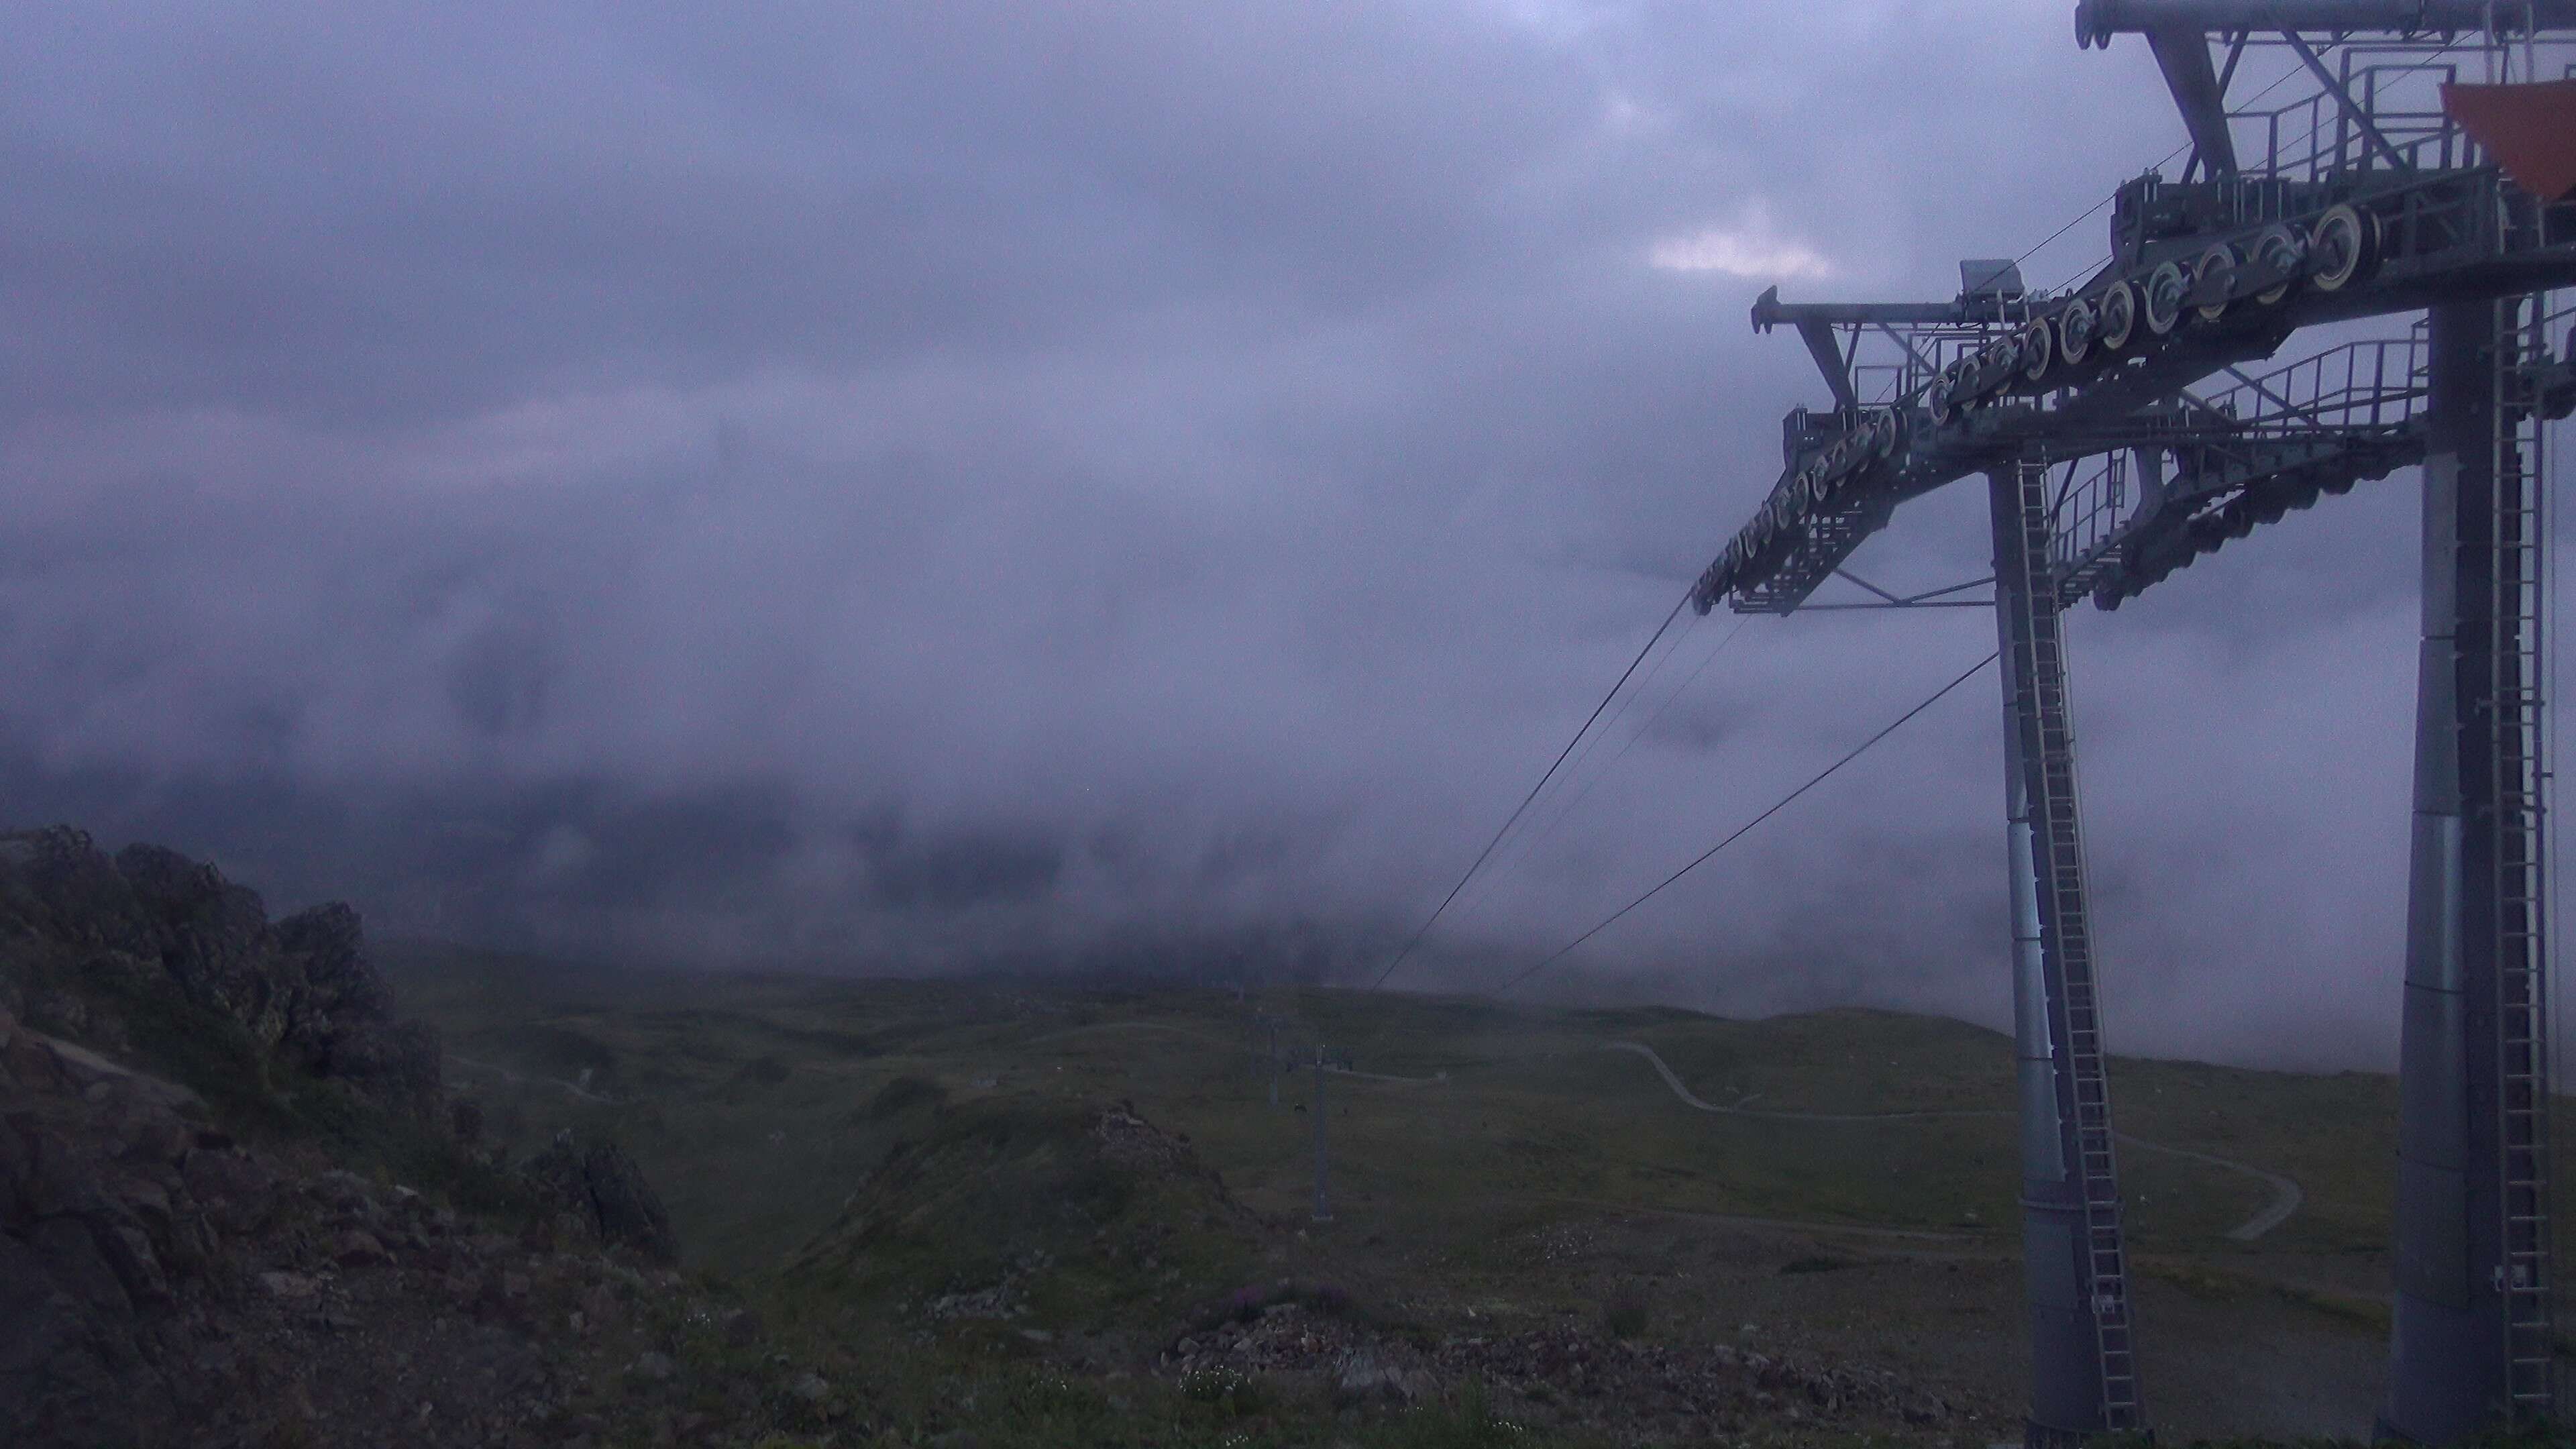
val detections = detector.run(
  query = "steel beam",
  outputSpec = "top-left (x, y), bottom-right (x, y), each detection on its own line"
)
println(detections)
top-left (1796, 319), bottom-right (1862, 411)
top-left (1752, 287), bottom-right (1967, 329)
top-left (2078, 0), bottom-right (2576, 44)
top-left (2281, 32), bottom-right (2413, 171)
top-left (2147, 26), bottom-right (2240, 177)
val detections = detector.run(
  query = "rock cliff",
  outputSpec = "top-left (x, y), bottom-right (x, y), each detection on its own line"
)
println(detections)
top-left (0, 826), bottom-right (716, 1447)
top-left (0, 826), bottom-right (441, 1124)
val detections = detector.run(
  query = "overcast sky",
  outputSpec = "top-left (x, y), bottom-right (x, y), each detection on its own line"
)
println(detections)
top-left (0, 1), bottom-right (2514, 1069)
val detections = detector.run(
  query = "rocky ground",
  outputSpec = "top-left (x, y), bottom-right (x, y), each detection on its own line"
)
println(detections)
top-left (0, 827), bottom-right (849, 1449)
top-left (1165, 1294), bottom-right (1955, 1440)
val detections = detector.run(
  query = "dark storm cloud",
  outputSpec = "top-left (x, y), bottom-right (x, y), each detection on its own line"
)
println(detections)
top-left (0, 1), bottom-right (2479, 1069)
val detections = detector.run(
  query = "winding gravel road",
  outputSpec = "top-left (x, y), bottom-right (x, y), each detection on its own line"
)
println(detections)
top-left (445, 1053), bottom-right (624, 1104)
top-left (1604, 1040), bottom-right (2303, 1243)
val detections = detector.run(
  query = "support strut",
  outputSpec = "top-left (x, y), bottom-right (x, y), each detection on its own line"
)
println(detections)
top-left (1991, 462), bottom-right (2143, 1446)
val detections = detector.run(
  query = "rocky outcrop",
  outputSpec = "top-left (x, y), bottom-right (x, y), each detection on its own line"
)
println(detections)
top-left (522, 1132), bottom-right (680, 1265)
top-left (2, 1006), bottom-right (235, 1445)
top-left (111, 844), bottom-right (292, 1049)
top-left (0, 1006), bottom-right (768, 1449)
top-left (0, 826), bottom-right (441, 1125)
top-left (274, 903), bottom-right (442, 1123)
top-left (0, 828), bottom-right (742, 1448)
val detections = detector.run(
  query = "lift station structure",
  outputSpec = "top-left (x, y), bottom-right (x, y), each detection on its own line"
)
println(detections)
top-left (1699, 3), bottom-right (2576, 1441)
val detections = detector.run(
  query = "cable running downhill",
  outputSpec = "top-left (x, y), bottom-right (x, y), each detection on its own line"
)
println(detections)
top-left (1499, 649), bottom-right (2000, 994)
top-left (1368, 589), bottom-right (1693, 991)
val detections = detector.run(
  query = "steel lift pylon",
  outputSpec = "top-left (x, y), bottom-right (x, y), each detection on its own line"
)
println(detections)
top-left (1994, 455), bottom-right (2139, 1435)
top-left (2388, 292), bottom-right (2560, 1438)
top-left (1690, 4), bottom-right (2576, 1441)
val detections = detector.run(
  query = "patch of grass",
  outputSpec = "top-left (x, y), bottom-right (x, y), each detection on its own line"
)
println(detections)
top-left (867, 1074), bottom-right (949, 1119)
top-left (734, 1055), bottom-right (791, 1087)
top-left (2139, 1260), bottom-right (2393, 1336)
top-left (276, 1069), bottom-right (541, 1218)
top-left (1375, 1379), bottom-right (1534, 1449)
top-left (495, 1021), bottom-right (621, 1076)
top-left (69, 958), bottom-right (288, 1130)
top-left (1599, 1285), bottom-right (1648, 1340)
top-left (781, 1095), bottom-right (1257, 1336)
top-left (1179, 1364), bottom-right (1270, 1417)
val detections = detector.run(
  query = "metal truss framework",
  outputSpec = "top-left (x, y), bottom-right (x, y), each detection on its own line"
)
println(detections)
top-left (1695, 5), bottom-right (2576, 1443)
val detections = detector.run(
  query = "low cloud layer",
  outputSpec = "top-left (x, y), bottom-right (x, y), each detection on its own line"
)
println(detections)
top-left (0, 1), bottom-right (2502, 1069)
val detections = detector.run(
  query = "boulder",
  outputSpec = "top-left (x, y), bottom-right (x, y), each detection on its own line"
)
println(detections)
top-left (276, 904), bottom-right (380, 1022)
top-left (317, 1016), bottom-right (445, 1126)
top-left (180, 1148), bottom-right (280, 1238)
top-left (523, 1134), bottom-right (680, 1265)
top-left (276, 904), bottom-right (443, 1124)
top-left (0, 1228), bottom-right (154, 1449)
top-left (1334, 1348), bottom-right (1435, 1407)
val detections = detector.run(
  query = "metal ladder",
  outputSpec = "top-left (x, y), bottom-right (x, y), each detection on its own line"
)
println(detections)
top-left (2008, 460), bottom-right (2143, 1433)
top-left (2489, 289), bottom-right (2557, 1422)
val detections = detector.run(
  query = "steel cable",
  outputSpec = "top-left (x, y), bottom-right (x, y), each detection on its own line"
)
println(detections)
top-left (1368, 588), bottom-right (1694, 991)
top-left (1497, 649), bottom-right (2000, 996)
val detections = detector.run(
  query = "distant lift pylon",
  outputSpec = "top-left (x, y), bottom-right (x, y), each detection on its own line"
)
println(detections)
top-left (1700, 4), bottom-right (2576, 1442)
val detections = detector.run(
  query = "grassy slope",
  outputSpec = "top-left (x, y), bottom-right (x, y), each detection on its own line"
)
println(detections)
top-left (377, 941), bottom-right (2436, 1279)
top-left (378, 942), bottom-right (2576, 1444)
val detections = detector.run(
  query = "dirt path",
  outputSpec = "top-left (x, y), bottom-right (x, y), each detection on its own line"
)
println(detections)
top-left (1604, 1040), bottom-right (2302, 1243)
top-left (2118, 1136), bottom-right (2304, 1243)
top-left (1024, 1019), bottom-right (1447, 1083)
top-left (1539, 1195), bottom-right (1992, 1245)
top-left (445, 1053), bottom-right (624, 1104)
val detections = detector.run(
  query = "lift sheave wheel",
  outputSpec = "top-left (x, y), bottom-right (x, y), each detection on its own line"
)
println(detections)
top-left (1978, 338), bottom-right (2019, 402)
top-left (1867, 407), bottom-right (1900, 458)
top-left (2249, 224), bottom-right (2306, 306)
top-left (2310, 204), bottom-right (2379, 292)
top-left (2097, 280), bottom-right (2138, 352)
top-left (2192, 243), bottom-right (2235, 323)
top-left (1927, 359), bottom-right (1961, 423)
top-left (2057, 297), bottom-right (2096, 366)
top-left (2142, 260), bottom-right (2187, 335)
top-left (2020, 319), bottom-right (2055, 382)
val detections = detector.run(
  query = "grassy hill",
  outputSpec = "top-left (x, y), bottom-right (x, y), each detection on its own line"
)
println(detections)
top-left (376, 940), bottom-right (2520, 1444)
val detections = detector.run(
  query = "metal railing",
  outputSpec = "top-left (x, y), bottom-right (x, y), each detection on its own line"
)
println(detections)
top-left (2052, 453), bottom-right (2133, 576)
top-left (2227, 35), bottom-right (2576, 185)
top-left (2190, 332), bottom-right (2431, 435)
top-left (2045, 329), bottom-right (2430, 578)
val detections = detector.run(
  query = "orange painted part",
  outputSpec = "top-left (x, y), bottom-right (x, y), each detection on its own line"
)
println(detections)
top-left (2442, 80), bottom-right (2576, 202)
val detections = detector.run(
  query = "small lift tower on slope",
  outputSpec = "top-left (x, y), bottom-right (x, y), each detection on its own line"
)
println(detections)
top-left (1698, 3), bottom-right (2576, 1441)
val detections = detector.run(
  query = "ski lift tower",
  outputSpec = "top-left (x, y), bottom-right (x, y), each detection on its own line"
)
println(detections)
top-left (1698, 4), bottom-right (2576, 1441)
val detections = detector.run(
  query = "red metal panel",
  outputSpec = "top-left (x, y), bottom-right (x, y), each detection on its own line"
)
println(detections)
top-left (2442, 80), bottom-right (2576, 203)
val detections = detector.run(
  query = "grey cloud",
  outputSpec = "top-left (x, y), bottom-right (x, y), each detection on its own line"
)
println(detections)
top-left (0, 0), bottom-right (2497, 1071)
